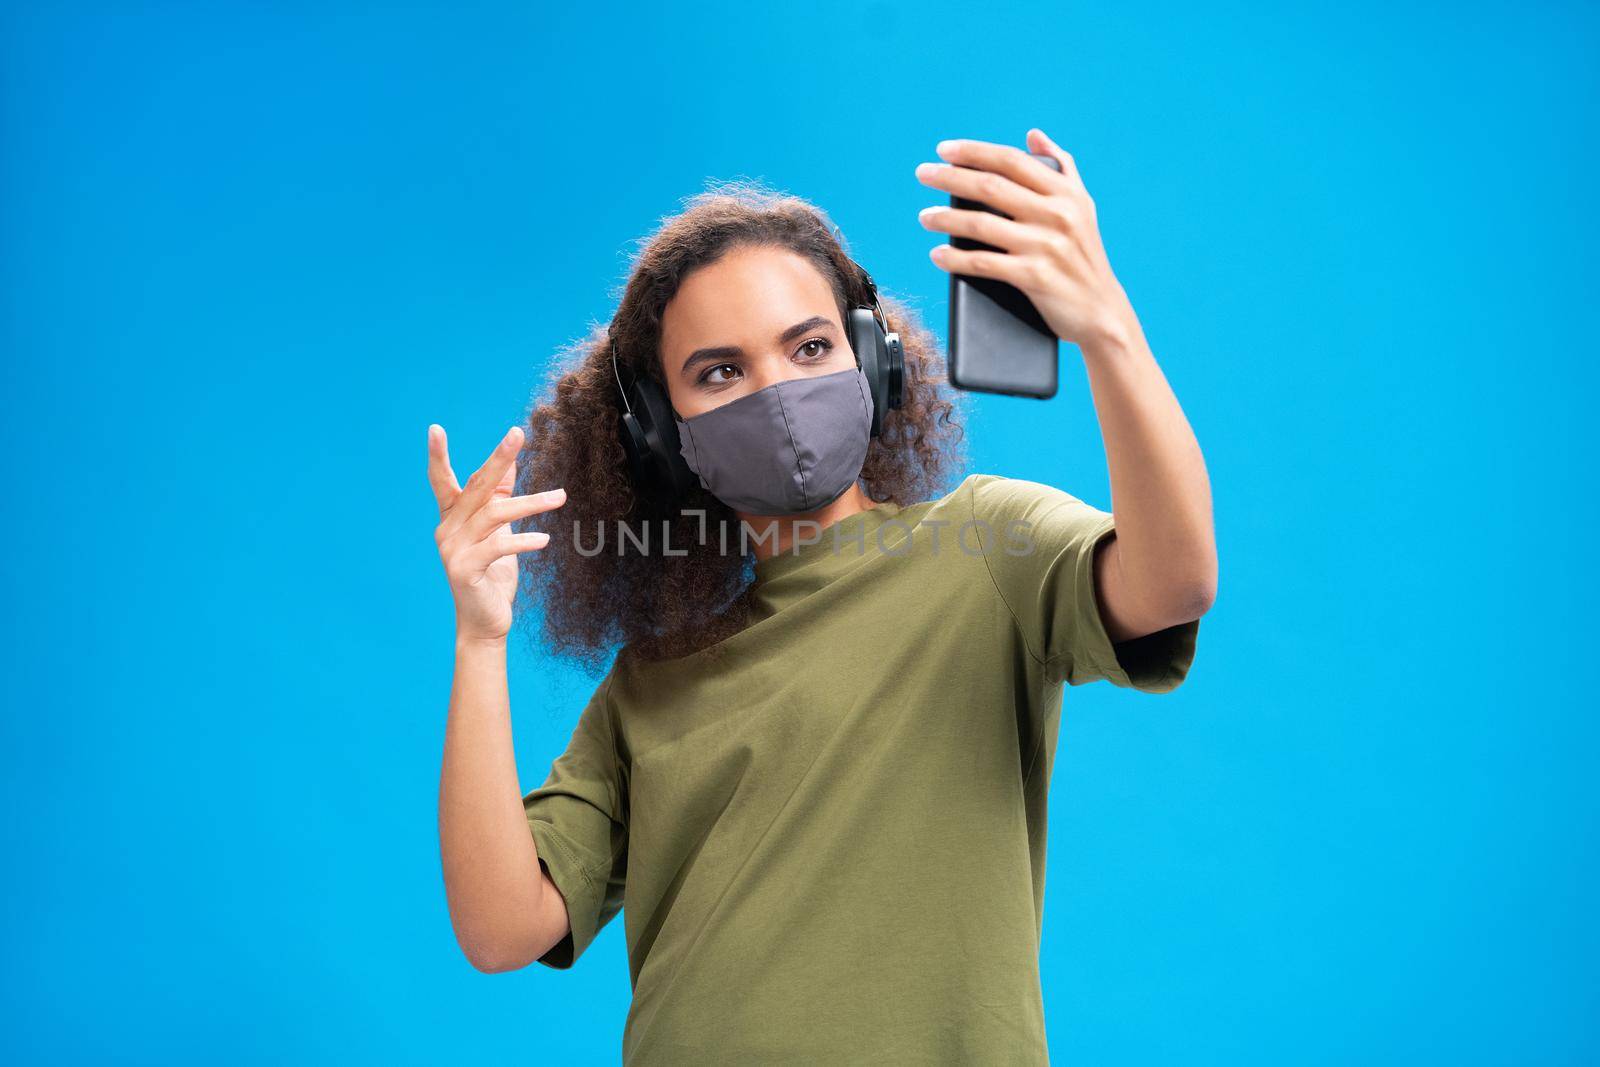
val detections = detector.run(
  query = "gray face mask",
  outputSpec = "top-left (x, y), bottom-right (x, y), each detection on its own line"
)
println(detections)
top-left (674, 366), bottom-right (874, 516)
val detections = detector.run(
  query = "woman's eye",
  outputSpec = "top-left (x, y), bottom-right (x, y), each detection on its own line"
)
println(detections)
top-left (698, 340), bottom-right (831, 386)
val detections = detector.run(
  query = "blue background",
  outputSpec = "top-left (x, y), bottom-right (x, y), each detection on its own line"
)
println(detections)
top-left (4, 2), bottom-right (1595, 1063)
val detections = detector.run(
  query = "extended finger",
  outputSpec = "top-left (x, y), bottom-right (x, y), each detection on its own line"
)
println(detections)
top-left (933, 137), bottom-right (1070, 197)
top-left (459, 488), bottom-right (568, 545)
top-left (929, 243), bottom-right (1039, 291)
top-left (914, 159), bottom-right (1052, 227)
top-left (440, 425), bottom-right (524, 538)
top-left (457, 529), bottom-right (552, 575)
top-left (426, 424), bottom-right (463, 516)
top-left (917, 203), bottom-right (1047, 256)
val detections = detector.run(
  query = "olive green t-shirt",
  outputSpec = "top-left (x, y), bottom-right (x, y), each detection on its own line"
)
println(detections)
top-left (521, 472), bottom-right (1201, 1064)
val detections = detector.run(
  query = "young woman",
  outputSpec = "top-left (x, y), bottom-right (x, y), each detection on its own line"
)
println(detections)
top-left (430, 129), bottom-right (1216, 1064)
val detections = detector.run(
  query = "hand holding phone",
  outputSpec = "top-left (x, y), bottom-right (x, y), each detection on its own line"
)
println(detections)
top-left (947, 152), bottom-right (1063, 399)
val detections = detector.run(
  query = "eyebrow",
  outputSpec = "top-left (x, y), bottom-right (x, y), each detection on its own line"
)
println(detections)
top-left (678, 315), bottom-right (837, 383)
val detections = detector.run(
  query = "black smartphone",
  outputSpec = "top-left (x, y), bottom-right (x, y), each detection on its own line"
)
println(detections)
top-left (947, 152), bottom-right (1063, 399)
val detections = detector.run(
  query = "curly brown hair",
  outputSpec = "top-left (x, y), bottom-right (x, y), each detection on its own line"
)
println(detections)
top-left (512, 178), bottom-right (969, 675)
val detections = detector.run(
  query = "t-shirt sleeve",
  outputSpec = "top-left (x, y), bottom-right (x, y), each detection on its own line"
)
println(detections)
top-left (521, 673), bottom-right (628, 969)
top-left (968, 474), bottom-right (1199, 691)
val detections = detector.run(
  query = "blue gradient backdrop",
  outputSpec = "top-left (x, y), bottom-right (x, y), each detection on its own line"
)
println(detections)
top-left (3, 2), bottom-right (1595, 1063)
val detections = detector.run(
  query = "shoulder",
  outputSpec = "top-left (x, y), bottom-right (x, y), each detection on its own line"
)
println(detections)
top-left (961, 472), bottom-right (1097, 522)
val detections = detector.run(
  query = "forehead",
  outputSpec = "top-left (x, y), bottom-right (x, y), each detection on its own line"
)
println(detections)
top-left (660, 246), bottom-right (839, 367)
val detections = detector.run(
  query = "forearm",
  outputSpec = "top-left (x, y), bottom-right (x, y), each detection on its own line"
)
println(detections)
top-left (1079, 307), bottom-right (1217, 623)
top-left (438, 633), bottom-right (549, 971)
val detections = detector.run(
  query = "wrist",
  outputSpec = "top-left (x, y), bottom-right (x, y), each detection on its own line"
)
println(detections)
top-left (1080, 299), bottom-right (1142, 360)
top-left (455, 629), bottom-right (508, 654)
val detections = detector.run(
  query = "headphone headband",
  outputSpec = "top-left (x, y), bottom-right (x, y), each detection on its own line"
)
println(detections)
top-left (610, 338), bottom-right (633, 416)
top-left (833, 223), bottom-right (890, 334)
top-left (857, 265), bottom-right (892, 342)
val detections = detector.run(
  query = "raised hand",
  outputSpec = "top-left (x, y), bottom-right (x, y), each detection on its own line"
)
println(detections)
top-left (427, 423), bottom-right (567, 642)
top-left (915, 127), bottom-right (1138, 351)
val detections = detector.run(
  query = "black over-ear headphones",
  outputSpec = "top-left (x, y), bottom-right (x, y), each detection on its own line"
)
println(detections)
top-left (611, 258), bottom-right (904, 498)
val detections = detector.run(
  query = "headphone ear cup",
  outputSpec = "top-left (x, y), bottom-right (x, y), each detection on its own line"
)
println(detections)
top-left (884, 329), bottom-right (904, 413)
top-left (631, 375), bottom-right (699, 497)
top-left (850, 305), bottom-right (890, 439)
top-left (618, 410), bottom-right (653, 487)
